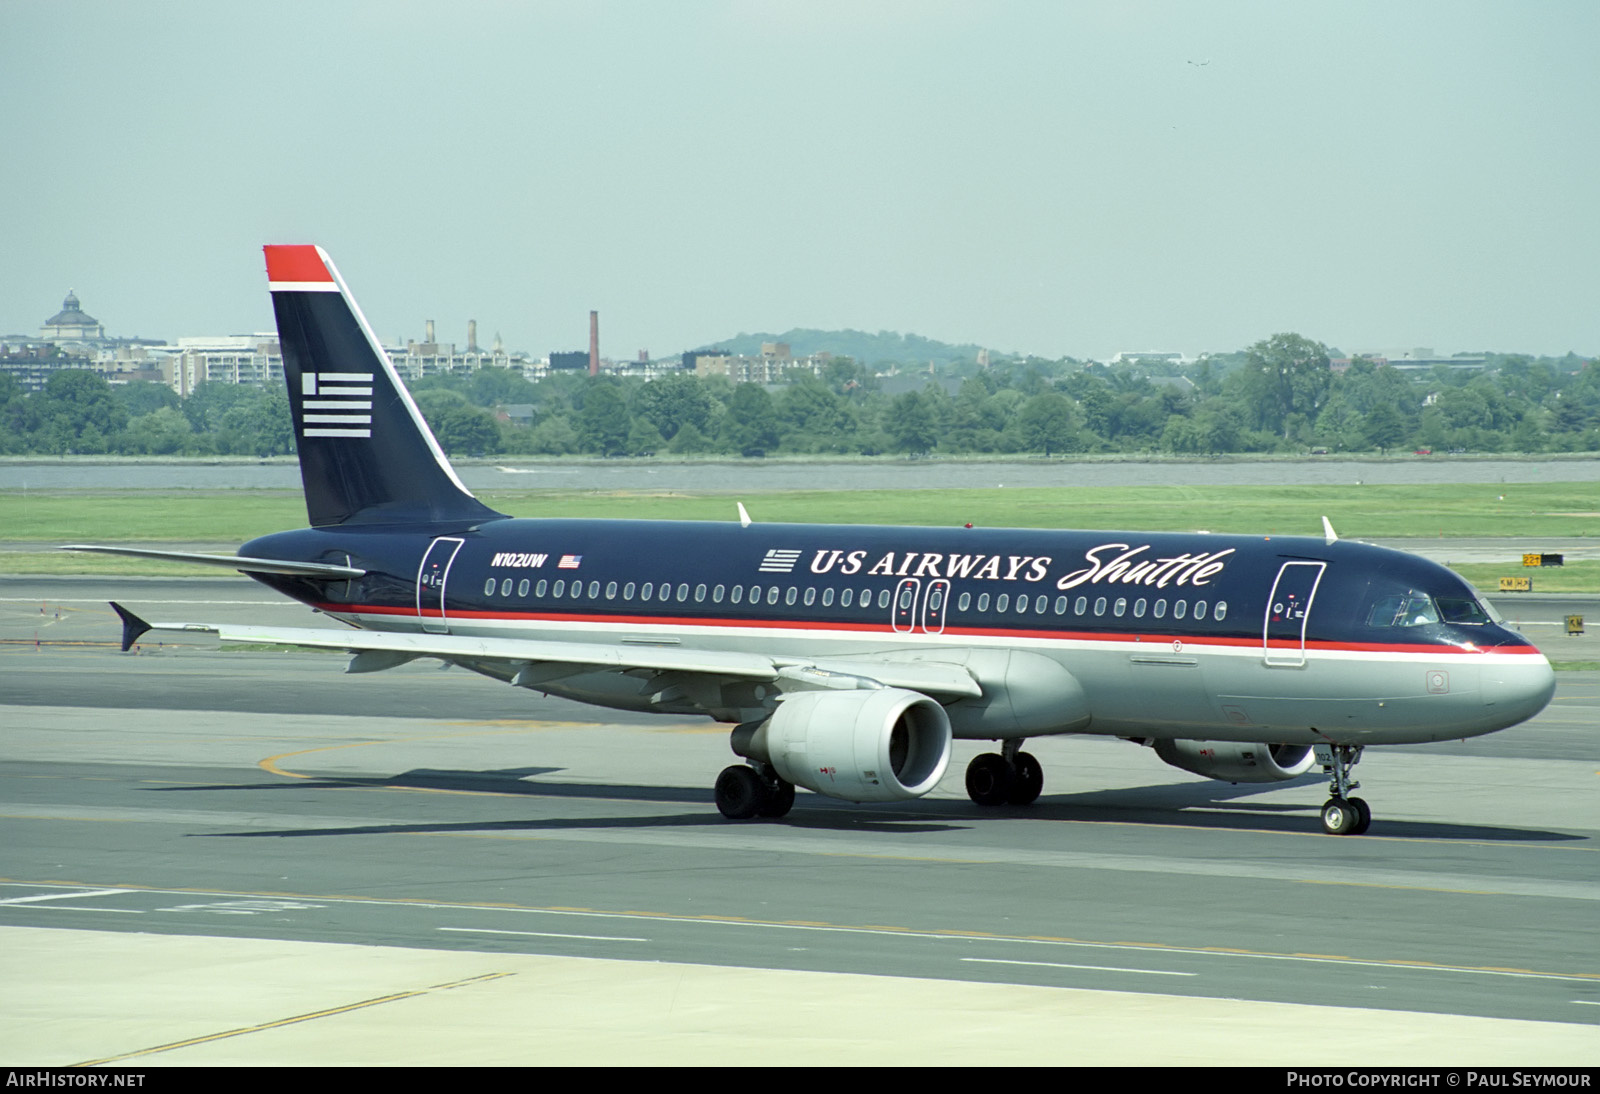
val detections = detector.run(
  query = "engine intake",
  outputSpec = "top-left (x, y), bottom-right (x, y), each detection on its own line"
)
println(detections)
top-left (733, 688), bottom-right (952, 803)
top-left (1152, 739), bottom-right (1315, 783)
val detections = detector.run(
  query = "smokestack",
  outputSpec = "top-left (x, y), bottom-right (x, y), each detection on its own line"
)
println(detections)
top-left (425, 319), bottom-right (435, 345)
top-left (467, 319), bottom-right (478, 353)
top-left (589, 310), bottom-right (599, 377)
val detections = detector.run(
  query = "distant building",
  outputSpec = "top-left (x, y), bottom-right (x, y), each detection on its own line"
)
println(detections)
top-left (1110, 351), bottom-right (1186, 366)
top-left (39, 290), bottom-right (105, 343)
top-left (167, 335), bottom-right (283, 396)
top-left (549, 350), bottom-right (590, 371)
top-left (0, 343), bottom-right (91, 392)
top-left (681, 348), bottom-right (727, 371)
top-left (694, 352), bottom-right (828, 385)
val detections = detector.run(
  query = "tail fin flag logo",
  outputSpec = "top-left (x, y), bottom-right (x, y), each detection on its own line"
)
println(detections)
top-left (300, 372), bottom-right (374, 438)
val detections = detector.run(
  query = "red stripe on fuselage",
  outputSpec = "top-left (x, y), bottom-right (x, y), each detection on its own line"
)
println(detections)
top-left (309, 601), bottom-right (1542, 656)
top-left (264, 244), bottom-right (333, 283)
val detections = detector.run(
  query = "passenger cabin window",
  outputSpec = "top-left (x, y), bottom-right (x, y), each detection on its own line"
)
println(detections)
top-left (483, 578), bottom-right (495, 596)
top-left (519, 579), bottom-right (530, 597)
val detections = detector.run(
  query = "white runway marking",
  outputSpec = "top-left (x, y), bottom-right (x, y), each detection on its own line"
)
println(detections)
top-left (0, 888), bottom-right (131, 905)
top-left (438, 926), bottom-right (649, 943)
top-left (962, 957), bottom-right (1195, 977)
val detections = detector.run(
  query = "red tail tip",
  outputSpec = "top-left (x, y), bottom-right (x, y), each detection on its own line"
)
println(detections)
top-left (264, 245), bottom-right (333, 284)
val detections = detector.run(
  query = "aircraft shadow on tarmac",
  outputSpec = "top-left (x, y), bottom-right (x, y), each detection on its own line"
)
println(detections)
top-left (150, 766), bottom-right (1581, 843)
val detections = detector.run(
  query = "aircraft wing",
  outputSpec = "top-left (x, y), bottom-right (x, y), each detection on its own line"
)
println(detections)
top-left (112, 606), bottom-right (983, 701)
top-left (65, 545), bottom-right (365, 578)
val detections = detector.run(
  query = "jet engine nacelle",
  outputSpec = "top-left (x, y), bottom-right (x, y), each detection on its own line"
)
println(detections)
top-left (732, 687), bottom-right (952, 803)
top-left (1152, 739), bottom-right (1316, 783)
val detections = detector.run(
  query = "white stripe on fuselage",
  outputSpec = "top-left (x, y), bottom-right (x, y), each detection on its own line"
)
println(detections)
top-left (324, 609), bottom-right (1535, 666)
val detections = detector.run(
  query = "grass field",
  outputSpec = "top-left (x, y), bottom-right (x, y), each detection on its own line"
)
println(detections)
top-left (4, 482), bottom-right (1597, 587)
top-left (6, 481), bottom-right (1599, 539)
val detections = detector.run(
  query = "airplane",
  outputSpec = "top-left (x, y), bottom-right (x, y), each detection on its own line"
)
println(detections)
top-left (72, 245), bottom-right (1558, 836)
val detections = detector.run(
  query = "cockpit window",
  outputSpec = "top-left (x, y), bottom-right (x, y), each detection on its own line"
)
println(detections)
top-left (1462, 583), bottom-right (1505, 624)
top-left (1366, 592), bottom-right (1440, 628)
top-left (1436, 597), bottom-right (1490, 624)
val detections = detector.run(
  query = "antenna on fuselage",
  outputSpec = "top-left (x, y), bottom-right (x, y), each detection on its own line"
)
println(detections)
top-left (1322, 516), bottom-right (1338, 545)
top-left (737, 502), bottom-right (752, 528)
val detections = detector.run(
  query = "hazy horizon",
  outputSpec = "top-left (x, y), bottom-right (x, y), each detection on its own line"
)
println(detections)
top-left (3, 2), bottom-right (1596, 361)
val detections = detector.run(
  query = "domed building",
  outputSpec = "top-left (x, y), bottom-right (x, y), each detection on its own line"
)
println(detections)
top-left (40, 290), bottom-right (105, 343)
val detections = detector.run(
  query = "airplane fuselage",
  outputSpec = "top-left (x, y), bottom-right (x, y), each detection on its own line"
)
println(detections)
top-left (243, 517), bottom-right (1555, 748)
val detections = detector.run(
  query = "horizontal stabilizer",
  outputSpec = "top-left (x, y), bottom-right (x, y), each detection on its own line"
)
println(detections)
top-left (62, 545), bottom-right (364, 578)
top-left (109, 602), bottom-right (151, 652)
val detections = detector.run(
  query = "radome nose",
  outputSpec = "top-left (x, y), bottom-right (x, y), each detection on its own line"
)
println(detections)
top-left (1483, 654), bottom-right (1557, 725)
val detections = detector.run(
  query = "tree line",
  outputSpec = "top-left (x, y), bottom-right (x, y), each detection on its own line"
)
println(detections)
top-left (2, 334), bottom-right (1596, 459)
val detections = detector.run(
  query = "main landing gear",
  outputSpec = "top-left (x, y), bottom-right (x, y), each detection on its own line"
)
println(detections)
top-left (1318, 744), bottom-right (1371, 836)
top-left (965, 740), bottom-right (1044, 807)
top-left (714, 762), bottom-right (796, 820)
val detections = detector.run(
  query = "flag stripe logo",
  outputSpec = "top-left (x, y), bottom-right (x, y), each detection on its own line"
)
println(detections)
top-left (759, 549), bottom-right (802, 573)
top-left (300, 372), bottom-right (373, 438)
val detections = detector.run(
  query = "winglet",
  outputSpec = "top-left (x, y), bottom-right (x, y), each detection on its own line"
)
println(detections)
top-left (1322, 516), bottom-right (1338, 545)
top-left (737, 502), bottom-right (752, 528)
top-left (110, 602), bottom-right (152, 652)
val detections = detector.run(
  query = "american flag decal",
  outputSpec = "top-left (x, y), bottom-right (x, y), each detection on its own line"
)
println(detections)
top-left (759, 549), bottom-right (802, 573)
top-left (300, 372), bottom-right (373, 438)
top-left (558, 554), bottom-right (582, 569)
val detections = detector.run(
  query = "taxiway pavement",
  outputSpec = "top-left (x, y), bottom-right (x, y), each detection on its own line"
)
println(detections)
top-left (1, 576), bottom-right (1596, 1065)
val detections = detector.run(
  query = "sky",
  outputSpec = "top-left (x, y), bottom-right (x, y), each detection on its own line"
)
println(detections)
top-left (2, 1), bottom-right (1597, 361)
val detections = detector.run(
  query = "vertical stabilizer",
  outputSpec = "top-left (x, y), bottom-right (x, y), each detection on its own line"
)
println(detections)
top-left (265, 245), bottom-right (505, 528)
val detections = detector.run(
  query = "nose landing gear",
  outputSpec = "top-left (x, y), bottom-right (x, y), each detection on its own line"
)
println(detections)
top-left (1316, 743), bottom-right (1371, 835)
